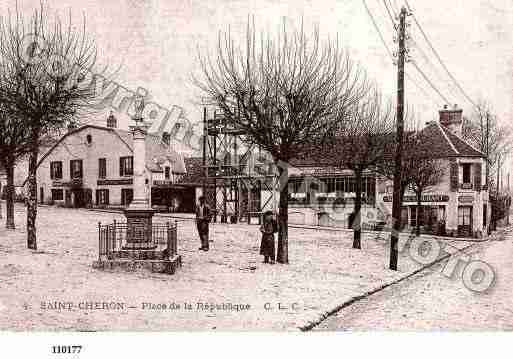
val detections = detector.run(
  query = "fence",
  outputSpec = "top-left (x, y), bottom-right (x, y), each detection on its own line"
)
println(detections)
top-left (98, 220), bottom-right (178, 260)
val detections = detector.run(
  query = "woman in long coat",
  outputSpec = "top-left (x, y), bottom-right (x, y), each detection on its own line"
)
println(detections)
top-left (259, 211), bottom-right (278, 264)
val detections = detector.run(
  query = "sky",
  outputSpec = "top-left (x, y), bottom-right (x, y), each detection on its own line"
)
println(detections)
top-left (1, 0), bottom-right (512, 171)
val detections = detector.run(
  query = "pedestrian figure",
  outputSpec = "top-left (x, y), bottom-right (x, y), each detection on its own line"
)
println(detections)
top-left (260, 211), bottom-right (278, 264)
top-left (196, 196), bottom-right (211, 251)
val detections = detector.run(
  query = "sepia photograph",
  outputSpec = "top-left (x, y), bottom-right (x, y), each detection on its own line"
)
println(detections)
top-left (0, 0), bottom-right (512, 356)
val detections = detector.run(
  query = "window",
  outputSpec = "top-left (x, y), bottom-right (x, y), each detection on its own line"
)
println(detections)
top-left (121, 188), bottom-right (133, 206)
top-left (323, 178), bottom-right (335, 193)
top-left (96, 189), bottom-right (109, 205)
top-left (462, 163), bottom-right (471, 184)
top-left (51, 189), bottom-right (63, 201)
top-left (86, 134), bottom-right (92, 145)
top-left (98, 158), bottom-right (106, 179)
top-left (50, 161), bottom-right (62, 180)
top-left (458, 206), bottom-right (472, 226)
top-left (120, 156), bottom-right (133, 176)
top-left (347, 177), bottom-right (356, 193)
top-left (335, 178), bottom-right (345, 192)
top-left (165, 166), bottom-right (171, 180)
top-left (365, 177), bottom-right (376, 199)
top-left (70, 160), bottom-right (83, 179)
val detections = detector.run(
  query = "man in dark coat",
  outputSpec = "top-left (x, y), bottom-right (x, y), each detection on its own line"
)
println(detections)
top-left (196, 196), bottom-right (211, 251)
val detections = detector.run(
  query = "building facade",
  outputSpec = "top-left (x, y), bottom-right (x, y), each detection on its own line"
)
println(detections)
top-left (191, 105), bottom-right (489, 237)
top-left (35, 122), bottom-right (186, 210)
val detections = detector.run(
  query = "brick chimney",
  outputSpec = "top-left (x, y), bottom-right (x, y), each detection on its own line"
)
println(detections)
top-left (106, 111), bottom-right (117, 128)
top-left (439, 104), bottom-right (463, 137)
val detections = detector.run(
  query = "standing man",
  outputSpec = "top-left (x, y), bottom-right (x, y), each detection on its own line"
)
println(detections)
top-left (196, 196), bottom-right (211, 251)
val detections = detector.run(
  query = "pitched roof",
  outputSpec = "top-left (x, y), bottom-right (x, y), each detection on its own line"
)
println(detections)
top-left (37, 125), bottom-right (186, 174)
top-left (436, 124), bottom-right (484, 157)
top-left (293, 122), bottom-right (485, 167)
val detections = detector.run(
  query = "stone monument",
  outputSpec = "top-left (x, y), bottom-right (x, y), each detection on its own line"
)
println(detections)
top-left (123, 98), bottom-right (155, 250)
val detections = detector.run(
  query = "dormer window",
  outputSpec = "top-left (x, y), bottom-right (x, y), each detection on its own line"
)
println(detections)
top-left (86, 134), bottom-right (92, 145)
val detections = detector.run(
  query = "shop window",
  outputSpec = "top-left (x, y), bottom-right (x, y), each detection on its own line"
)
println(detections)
top-left (458, 206), bottom-right (472, 226)
top-left (51, 189), bottom-right (63, 201)
top-left (120, 156), bottom-right (133, 176)
top-left (165, 166), bottom-right (171, 180)
top-left (50, 161), bottom-right (62, 180)
top-left (335, 178), bottom-right (345, 192)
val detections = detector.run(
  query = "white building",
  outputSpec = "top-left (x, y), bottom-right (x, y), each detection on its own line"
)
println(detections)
top-left (35, 116), bottom-right (186, 209)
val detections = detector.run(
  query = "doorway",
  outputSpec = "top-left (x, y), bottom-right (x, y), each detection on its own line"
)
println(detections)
top-left (458, 206), bottom-right (473, 237)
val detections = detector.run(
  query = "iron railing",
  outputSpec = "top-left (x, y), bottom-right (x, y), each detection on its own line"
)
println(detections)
top-left (97, 220), bottom-right (178, 260)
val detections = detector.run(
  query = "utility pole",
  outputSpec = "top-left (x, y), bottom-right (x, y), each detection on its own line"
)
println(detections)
top-left (390, 6), bottom-right (409, 271)
top-left (202, 107), bottom-right (207, 200)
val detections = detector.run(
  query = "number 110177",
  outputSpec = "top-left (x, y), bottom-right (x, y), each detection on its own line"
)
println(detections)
top-left (52, 345), bottom-right (82, 354)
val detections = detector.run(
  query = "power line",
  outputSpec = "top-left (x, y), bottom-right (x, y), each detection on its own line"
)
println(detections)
top-left (383, 0), bottom-right (397, 28)
top-left (363, 0), bottom-right (448, 106)
top-left (409, 37), bottom-right (459, 102)
top-left (405, 72), bottom-right (443, 107)
top-left (404, 0), bottom-right (478, 108)
top-left (363, 0), bottom-right (394, 59)
top-left (410, 61), bottom-right (451, 104)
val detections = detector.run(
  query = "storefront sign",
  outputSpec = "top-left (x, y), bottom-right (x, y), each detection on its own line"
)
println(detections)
top-left (97, 179), bottom-right (133, 186)
top-left (383, 194), bottom-right (449, 202)
top-left (458, 196), bottom-right (474, 203)
top-left (153, 180), bottom-right (174, 187)
top-left (52, 179), bottom-right (82, 187)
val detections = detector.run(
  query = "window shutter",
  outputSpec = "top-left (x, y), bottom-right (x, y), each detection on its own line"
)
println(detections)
top-left (70, 160), bottom-right (73, 178)
top-left (106, 190), bottom-right (109, 205)
top-left (119, 158), bottom-right (123, 176)
top-left (50, 163), bottom-right (54, 179)
top-left (95, 190), bottom-right (99, 205)
top-left (450, 160), bottom-right (459, 191)
top-left (474, 163), bottom-right (482, 192)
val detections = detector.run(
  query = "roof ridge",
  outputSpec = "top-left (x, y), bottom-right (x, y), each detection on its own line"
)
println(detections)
top-left (435, 123), bottom-right (459, 155)
top-left (440, 124), bottom-right (486, 156)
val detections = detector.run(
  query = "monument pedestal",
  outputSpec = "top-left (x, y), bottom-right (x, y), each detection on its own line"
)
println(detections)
top-left (123, 204), bottom-right (156, 250)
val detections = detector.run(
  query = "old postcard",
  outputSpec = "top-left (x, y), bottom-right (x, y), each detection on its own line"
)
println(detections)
top-left (0, 0), bottom-right (512, 356)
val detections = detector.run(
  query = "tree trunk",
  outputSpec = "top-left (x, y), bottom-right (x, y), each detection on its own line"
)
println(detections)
top-left (26, 141), bottom-right (39, 250)
top-left (276, 165), bottom-right (288, 264)
top-left (5, 155), bottom-right (15, 229)
top-left (415, 191), bottom-right (422, 237)
top-left (352, 169), bottom-right (363, 249)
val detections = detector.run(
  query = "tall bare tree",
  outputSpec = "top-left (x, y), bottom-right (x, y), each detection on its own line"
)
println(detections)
top-left (0, 4), bottom-right (99, 249)
top-left (462, 100), bottom-right (513, 190)
top-left (194, 20), bottom-right (369, 263)
top-left (324, 88), bottom-right (394, 249)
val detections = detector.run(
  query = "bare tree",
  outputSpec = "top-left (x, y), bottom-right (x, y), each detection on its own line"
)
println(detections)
top-left (406, 141), bottom-right (446, 236)
top-left (378, 122), bottom-right (446, 237)
top-left (462, 100), bottom-right (513, 190)
top-left (0, 103), bottom-right (31, 229)
top-left (325, 88), bottom-right (394, 249)
top-left (194, 20), bottom-right (369, 263)
top-left (0, 4), bottom-right (99, 249)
